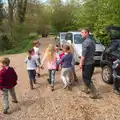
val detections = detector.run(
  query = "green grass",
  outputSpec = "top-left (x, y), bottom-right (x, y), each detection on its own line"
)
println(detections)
top-left (0, 35), bottom-right (39, 55)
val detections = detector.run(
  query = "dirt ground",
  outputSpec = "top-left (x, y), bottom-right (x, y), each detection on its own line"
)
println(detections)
top-left (0, 37), bottom-right (120, 120)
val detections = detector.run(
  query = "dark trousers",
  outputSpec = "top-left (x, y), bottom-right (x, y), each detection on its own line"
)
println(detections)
top-left (82, 64), bottom-right (95, 88)
top-left (28, 70), bottom-right (36, 81)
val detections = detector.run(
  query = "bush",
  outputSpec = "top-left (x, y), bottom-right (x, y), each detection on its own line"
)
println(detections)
top-left (0, 33), bottom-right (12, 51)
top-left (0, 35), bottom-right (39, 55)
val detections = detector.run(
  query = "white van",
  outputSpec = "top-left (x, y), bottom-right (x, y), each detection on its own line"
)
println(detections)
top-left (62, 31), bottom-right (105, 63)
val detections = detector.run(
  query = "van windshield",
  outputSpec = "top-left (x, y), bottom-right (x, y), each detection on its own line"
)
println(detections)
top-left (60, 33), bottom-right (66, 39)
top-left (74, 34), bottom-right (83, 44)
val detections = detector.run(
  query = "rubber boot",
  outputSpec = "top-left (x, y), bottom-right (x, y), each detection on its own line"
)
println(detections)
top-left (89, 83), bottom-right (99, 99)
top-left (81, 84), bottom-right (91, 94)
top-left (30, 81), bottom-right (33, 90)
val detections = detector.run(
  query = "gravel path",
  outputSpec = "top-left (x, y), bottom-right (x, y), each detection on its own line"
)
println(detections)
top-left (0, 37), bottom-right (120, 120)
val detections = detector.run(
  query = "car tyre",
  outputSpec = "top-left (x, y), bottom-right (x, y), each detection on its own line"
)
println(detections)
top-left (102, 65), bottom-right (113, 84)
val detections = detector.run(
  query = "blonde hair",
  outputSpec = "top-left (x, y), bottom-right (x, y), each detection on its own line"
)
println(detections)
top-left (45, 44), bottom-right (56, 62)
top-left (0, 57), bottom-right (10, 66)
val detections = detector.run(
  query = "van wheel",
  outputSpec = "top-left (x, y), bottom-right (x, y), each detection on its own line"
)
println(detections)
top-left (102, 65), bottom-right (113, 84)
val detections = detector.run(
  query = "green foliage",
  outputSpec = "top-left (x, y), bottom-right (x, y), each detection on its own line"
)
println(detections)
top-left (0, 35), bottom-right (38, 55)
top-left (74, 0), bottom-right (120, 46)
top-left (51, 0), bottom-right (77, 32)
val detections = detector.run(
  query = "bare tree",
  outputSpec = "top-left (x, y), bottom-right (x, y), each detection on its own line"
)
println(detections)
top-left (17, 0), bottom-right (28, 23)
top-left (7, 0), bottom-right (16, 23)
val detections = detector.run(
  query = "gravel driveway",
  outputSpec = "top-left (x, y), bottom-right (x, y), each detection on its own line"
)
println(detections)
top-left (0, 37), bottom-right (120, 120)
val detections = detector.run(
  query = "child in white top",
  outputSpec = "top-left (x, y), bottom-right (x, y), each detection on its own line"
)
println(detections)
top-left (33, 40), bottom-right (41, 77)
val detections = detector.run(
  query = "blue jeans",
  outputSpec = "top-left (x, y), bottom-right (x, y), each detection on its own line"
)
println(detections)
top-left (48, 70), bottom-right (56, 86)
top-left (28, 70), bottom-right (36, 81)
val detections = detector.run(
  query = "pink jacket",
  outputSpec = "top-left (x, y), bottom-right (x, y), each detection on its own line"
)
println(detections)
top-left (41, 53), bottom-right (59, 70)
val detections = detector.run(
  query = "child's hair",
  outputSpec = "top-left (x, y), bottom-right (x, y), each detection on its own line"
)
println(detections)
top-left (45, 44), bottom-right (56, 62)
top-left (33, 40), bottom-right (39, 46)
top-left (64, 45), bottom-right (71, 53)
top-left (28, 49), bottom-right (34, 60)
top-left (0, 57), bottom-right (10, 66)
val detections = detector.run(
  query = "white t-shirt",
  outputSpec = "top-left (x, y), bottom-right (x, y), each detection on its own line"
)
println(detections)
top-left (33, 46), bottom-right (40, 58)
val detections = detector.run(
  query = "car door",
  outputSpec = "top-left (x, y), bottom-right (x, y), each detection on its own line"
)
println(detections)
top-left (104, 41), bottom-right (119, 64)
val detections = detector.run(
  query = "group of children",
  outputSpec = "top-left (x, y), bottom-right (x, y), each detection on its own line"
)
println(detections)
top-left (24, 40), bottom-right (78, 92)
top-left (1, 39), bottom-right (120, 114)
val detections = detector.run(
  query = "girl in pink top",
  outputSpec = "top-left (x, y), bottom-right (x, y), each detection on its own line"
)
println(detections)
top-left (41, 44), bottom-right (59, 91)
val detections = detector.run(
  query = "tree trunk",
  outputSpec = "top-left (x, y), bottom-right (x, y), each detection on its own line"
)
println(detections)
top-left (17, 0), bottom-right (27, 24)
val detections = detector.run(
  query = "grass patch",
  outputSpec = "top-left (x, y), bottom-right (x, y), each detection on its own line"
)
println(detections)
top-left (0, 35), bottom-right (39, 55)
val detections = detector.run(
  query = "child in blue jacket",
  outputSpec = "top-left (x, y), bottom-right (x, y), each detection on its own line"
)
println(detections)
top-left (112, 59), bottom-right (120, 95)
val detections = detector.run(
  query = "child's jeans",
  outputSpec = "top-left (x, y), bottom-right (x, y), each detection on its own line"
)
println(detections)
top-left (61, 67), bottom-right (73, 86)
top-left (28, 70), bottom-right (36, 81)
top-left (2, 87), bottom-right (17, 110)
top-left (48, 69), bottom-right (56, 86)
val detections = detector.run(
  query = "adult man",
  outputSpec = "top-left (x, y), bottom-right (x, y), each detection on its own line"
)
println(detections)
top-left (79, 29), bottom-right (99, 99)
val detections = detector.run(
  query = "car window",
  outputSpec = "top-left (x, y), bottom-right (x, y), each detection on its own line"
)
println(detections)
top-left (60, 33), bottom-right (66, 39)
top-left (65, 33), bottom-right (73, 41)
top-left (105, 41), bottom-right (118, 53)
top-left (111, 29), bottom-right (120, 39)
top-left (105, 41), bottom-right (120, 58)
top-left (74, 34), bottom-right (83, 44)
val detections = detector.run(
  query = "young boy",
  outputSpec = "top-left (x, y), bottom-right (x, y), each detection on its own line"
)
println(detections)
top-left (112, 59), bottom-right (120, 95)
top-left (57, 45), bottom-right (73, 90)
top-left (33, 40), bottom-right (41, 77)
top-left (0, 57), bottom-right (18, 114)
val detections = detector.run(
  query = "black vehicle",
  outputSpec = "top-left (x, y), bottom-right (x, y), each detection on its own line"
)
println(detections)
top-left (101, 26), bottom-right (120, 84)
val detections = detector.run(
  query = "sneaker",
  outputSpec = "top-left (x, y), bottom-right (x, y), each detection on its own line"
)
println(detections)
top-left (67, 85), bottom-right (72, 91)
top-left (12, 100), bottom-right (18, 103)
top-left (63, 85), bottom-right (68, 89)
top-left (3, 109), bottom-right (8, 114)
top-left (36, 73), bottom-right (40, 78)
top-left (51, 86), bottom-right (54, 91)
top-left (3, 107), bottom-right (9, 114)
top-left (47, 78), bottom-right (51, 84)
top-left (37, 73), bottom-right (40, 78)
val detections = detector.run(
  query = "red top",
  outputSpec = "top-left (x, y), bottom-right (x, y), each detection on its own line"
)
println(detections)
top-left (0, 67), bottom-right (17, 89)
top-left (59, 52), bottom-right (65, 65)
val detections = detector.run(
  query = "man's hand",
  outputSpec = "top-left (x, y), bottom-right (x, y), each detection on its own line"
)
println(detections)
top-left (79, 63), bottom-right (82, 72)
top-left (79, 56), bottom-right (85, 72)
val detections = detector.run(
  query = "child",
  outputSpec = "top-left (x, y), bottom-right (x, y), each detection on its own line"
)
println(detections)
top-left (55, 45), bottom-right (61, 71)
top-left (24, 49), bottom-right (40, 90)
top-left (33, 40), bottom-right (41, 77)
top-left (67, 40), bottom-right (78, 83)
top-left (112, 59), bottom-right (120, 95)
top-left (0, 57), bottom-right (18, 114)
top-left (57, 45), bottom-right (74, 90)
top-left (41, 44), bottom-right (59, 91)
top-left (59, 48), bottom-right (65, 70)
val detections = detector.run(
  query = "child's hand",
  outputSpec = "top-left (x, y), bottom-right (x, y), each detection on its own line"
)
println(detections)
top-left (116, 64), bottom-right (119, 68)
top-left (40, 65), bottom-right (44, 69)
